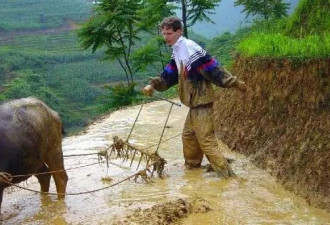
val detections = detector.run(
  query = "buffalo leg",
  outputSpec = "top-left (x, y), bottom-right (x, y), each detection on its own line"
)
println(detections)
top-left (35, 164), bottom-right (51, 193)
top-left (46, 148), bottom-right (68, 199)
top-left (0, 186), bottom-right (3, 215)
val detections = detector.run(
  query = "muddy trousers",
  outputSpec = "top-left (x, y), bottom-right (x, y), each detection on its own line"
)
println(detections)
top-left (182, 106), bottom-right (235, 178)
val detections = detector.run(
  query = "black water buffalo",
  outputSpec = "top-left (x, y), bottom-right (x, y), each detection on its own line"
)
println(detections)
top-left (0, 97), bottom-right (68, 212)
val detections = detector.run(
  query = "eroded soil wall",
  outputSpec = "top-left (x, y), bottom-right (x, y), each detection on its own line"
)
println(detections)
top-left (214, 57), bottom-right (329, 211)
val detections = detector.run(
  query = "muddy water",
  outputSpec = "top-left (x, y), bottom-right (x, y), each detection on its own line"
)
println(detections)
top-left (2, 100), bottom-right (330, 225)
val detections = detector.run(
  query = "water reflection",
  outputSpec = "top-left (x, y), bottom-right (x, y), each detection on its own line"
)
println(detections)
top-left (29, 196), bottom-right (68, 225)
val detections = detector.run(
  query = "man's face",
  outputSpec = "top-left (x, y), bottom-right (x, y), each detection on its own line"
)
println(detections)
top-left (161, 27), bottom-right (182, 46)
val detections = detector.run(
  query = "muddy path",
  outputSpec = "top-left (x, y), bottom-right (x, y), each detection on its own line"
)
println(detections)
top-left (1, 100), bottom-right (330, 224)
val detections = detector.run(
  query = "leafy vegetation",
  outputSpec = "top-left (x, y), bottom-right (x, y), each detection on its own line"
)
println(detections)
top-left (234, 0), bottom-right (289, 20)
top-left (0, 0), bottom-right (91, 31)
top-left (0, 29), bottom-right (140, 132)
top-left (237, 0), bottom-right (329, 59)
top-left (284, 0), bottom-right (330, 37)
top-left (98, 83), bottom-right (143, 112)
top-left (77, 0), bottom-right (144, 85)
top-left (168, 0), bottom-right (221, 38)
top-left (207, 28), bottom-right (250, 67)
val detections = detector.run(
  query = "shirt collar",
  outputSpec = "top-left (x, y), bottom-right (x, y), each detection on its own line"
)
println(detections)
top-left (171, 36), bottom-right (185, 50)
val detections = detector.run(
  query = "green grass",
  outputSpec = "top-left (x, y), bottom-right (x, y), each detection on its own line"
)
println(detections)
top-left (238, 32), bottom-right (330, 59)
top-left (285, 0), bottom-right (330, 37)
top-left (236, 0), bottom-right (330, 59)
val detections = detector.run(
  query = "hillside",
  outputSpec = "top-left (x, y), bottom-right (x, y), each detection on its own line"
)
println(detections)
top-left (0, 0), bottom-right (147, 132)
top-left (0, 0), bottom-right (91, 31)
top-left (214, 0), bottom-right (329, 210)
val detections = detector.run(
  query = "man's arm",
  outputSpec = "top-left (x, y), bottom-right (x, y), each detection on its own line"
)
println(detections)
top-left (196, 56), bottom-right (246, 92)
top-left (143, 59), bottom-right (179, 96)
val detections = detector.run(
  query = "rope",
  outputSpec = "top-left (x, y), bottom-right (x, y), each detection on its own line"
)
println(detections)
top-left (9, 162), bottom-right (100, 178)
top-left (63, 152), bottom-right (99, 157)
top-left (1, 167), bottom-right (153, 196)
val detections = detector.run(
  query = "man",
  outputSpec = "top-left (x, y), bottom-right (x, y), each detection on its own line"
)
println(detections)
top-left (143, 16), bottom-right (246, 178)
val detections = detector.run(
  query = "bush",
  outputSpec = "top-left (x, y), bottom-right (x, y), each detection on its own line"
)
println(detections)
top-left (99, 82), bottom-right (143, 112)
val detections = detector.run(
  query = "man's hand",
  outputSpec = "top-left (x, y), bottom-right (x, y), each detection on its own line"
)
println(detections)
top-left (235, 80), bottom-right (247, 92)
top-left (142, 85), bottom-right (154, 96)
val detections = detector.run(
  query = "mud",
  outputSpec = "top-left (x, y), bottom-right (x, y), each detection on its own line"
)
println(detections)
top-left (1, 100), bottom-right (330, 224)
top-left (113, 198), bottom-right (211, 225)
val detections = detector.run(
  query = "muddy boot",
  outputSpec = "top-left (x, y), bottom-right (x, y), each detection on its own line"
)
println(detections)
top-left (209, 158), bottom-right (236, 179)
top-left (216, 167), bottom-right (236, 179)
top-left (204, 158), bottom-right (235, 173)
top-left (203, 163), bottom-right (236, 178)
top-left (184, 161), bottom-right (201, 170)
top-left (226, 158), bottom-right (235, 164)
top-left (202, 164), bottom-right (215, 172)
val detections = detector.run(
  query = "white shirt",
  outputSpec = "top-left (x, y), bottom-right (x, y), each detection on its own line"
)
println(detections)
top-left (171, 36), bottom-right (207, 74)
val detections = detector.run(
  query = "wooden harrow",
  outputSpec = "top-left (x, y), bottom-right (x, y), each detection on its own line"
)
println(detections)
top-left (98, 96), bottom-right (181, 181)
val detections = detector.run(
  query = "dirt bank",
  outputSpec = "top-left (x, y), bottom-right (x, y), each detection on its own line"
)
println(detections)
top-left (214, 56), bottom-right (329, 211)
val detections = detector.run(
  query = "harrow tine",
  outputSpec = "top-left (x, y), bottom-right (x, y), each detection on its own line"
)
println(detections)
top-left (146, 156), bottom-right (150, 168)
top-left (150, 166), bottom-right (155, 178)
top-left (136, 153), bottom-right (144, 170)
top-left (128, 147), bottom-right (134, 159)
top-left (124, 147), bottom-right (133, 162)
top-left (106, 150), bottom-right (109, 168)
top-left (130, 149), bottom-right (137, 167)
top-left (109, 146), bottom-right (114, 156)
top-left (122, 145), bottom-right (130, 163)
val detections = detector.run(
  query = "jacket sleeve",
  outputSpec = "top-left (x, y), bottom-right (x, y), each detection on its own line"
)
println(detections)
top-left (194, 53), bottom-right (237, 88)
top-left (149, 59), bottom-right (178, 91)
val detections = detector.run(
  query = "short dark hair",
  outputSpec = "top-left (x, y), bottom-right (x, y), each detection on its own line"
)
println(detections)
top-left (159, 16), bottom-right (182, 31)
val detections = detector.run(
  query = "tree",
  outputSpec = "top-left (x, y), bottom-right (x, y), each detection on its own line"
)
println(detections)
top-left (131, 35), bottom-right (171, 73)
top-left (168, 0), bottom-right (221, 38)
top-left (77, 0), bottom-right (143, 85)
top-left (133, 0), bottom-right (174, 73)
top-left (137, 0), bottom-right (174, 32)
top-left (234, 0), bottom-right (289, 20)
top-left (138, 0), bottom-right (221, 38)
